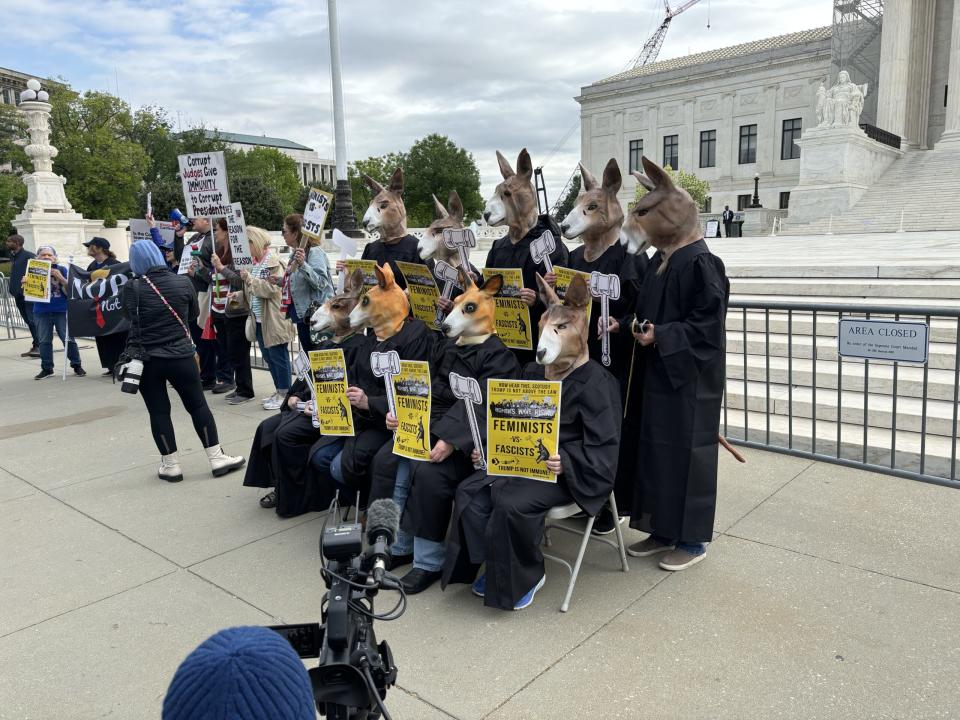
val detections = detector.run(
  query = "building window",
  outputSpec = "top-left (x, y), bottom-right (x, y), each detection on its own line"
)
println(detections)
top-left (738, 125), bottom-right (757, 164)
top-left (737, 194), bottom-right (751, 211)
top-left (781, 118), bottom-right (802, 160)
top-left (702, 196), bottom-right (712, 213)
top-left (779, 191), bottom-right (790, 209)
top-left (663, 135), bottom-right (678, 170)
top-left (628, 140), bottom-right (643, 174)
top-left (699, 130), bottom-right (716, 168)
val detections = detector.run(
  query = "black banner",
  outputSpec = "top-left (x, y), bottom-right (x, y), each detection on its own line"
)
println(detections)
top-left (67, 263), bottom-right (135, 337)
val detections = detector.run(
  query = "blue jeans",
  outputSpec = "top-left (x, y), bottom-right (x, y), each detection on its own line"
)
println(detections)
top-left (391, 461), bottom-right (415, 556)
top-left (311, 439), bottom-right (347, 504)
top-left (35, 312), bottom-right (81, 371)
top-left (652, 534), bottom-right (706, 555)
top-left (255, 323), bottom-right (291, 393)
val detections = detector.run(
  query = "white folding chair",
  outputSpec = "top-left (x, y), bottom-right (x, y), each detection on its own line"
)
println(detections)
top-left (542, 492), bottom-right (629, 612)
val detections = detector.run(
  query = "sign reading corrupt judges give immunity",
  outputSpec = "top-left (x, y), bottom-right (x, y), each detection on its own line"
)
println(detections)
top-left (177, 151), bottom-right (232, 218)
top-left (486, 378), bottom-right (562, 482)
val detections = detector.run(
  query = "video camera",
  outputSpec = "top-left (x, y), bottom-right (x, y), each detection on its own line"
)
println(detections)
top-left (270, 498), bottom-right (405, 720)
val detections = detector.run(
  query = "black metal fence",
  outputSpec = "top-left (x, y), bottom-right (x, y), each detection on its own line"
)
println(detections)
top-left (0, 273), bottom-right (30, 339)
top-left (724, 300), bottom-right (960, 489)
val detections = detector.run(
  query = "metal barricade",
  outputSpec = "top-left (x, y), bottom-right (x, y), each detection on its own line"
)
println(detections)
top-left (0, 272), bottom-right (30, 340)
top-left (723, 300), bottom-right (960, 489)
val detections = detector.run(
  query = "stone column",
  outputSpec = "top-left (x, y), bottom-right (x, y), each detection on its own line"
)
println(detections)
top-left (904, 0), bottom-right (936, 149)
top-left (876, 0), bottom-right (914, 142)
top-left (938, 0), bottom-right (960, 146)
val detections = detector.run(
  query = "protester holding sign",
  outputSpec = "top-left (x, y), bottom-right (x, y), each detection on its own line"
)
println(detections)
top-left (280, 213), bottom-right (333, 351)
top-left (210, 218), bottom-right (254, 404)
top-left (122, 240), bottom-right (245, 482)
top-left (83, 237), bottom-right (127, 376)
top-left (5, 235), bottom-right (40, 357)
top-left (26, 246), bottom-right (85, 380)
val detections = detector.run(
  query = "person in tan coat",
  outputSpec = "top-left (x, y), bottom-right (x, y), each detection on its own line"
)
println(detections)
top-left (241, 227), bottom-right (297, 410)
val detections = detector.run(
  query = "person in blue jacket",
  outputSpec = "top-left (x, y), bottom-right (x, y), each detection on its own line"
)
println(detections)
top-left (26, 245), bottom-right (85, 380)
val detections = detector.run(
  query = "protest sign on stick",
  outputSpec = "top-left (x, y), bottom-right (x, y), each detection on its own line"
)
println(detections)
top-left (177, 151), bottom-right (231, 218)
top-left (226, 203), bottom-right (253, 269)
top-left (129, 219), bottom-right (176, 247)
top-left (302, 188), bottom-right (334, 240)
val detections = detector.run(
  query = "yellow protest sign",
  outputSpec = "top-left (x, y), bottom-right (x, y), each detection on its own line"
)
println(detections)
top-left (486, 378), bottom-right (562, 482)
top-left (392, 360), bottom-right (431, 461)
top-left (23, 258), bottom-right (52, 302)
top-left (343, 259), bottom-right (379, 288)
top-left (396, 261), bottom-right (441, 330)
top-left (309, 349), bottom-right (354, 436)
top-left (553, 266), bottom-right (593, 326)
top-left (483, 267), bottom-right (532, 350)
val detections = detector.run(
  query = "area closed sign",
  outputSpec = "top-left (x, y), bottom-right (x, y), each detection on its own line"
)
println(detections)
top-left (837, 319), bottom-right (929, 364)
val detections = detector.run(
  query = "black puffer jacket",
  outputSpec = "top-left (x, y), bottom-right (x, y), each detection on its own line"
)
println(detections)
top-left (121, 268), bottom-right (198, 360)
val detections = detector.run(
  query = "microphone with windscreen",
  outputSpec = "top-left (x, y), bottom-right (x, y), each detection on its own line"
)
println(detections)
top-left (365, 499), bottom-right (401, 585)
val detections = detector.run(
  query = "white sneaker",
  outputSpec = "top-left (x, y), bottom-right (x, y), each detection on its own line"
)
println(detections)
top-left (158, 453), bottom-right (183, 483)
top-left (259, 393), bottom-right (276, 407)
top-left (205, 445), bottom-right (246, 477)
top-left (262, 392), bottom-right (284, 411)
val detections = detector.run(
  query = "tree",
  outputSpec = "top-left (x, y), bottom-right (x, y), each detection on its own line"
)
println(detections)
top-left (632, 165), bottom-right (710, 212)
top-left (551, 173), bottom-right (581, 225)
top-left (229, 176), bottom-right (284, 230)
top-left (0, 103), bottom-right (29, 171)
top-left (48, 86), bottom-right (149, 227)
top-left (402, 134), bottom-right (484, 227)
top-left (0, 174), bottom-right (26, 238)
top-left (347, 152), bottom-right (405, 225)
top-left (225, 146), bottom-right (301, 217)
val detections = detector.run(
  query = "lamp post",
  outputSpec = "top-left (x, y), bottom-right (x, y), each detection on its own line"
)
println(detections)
top-left (327, 0), bottom-right (361, 236)
top-left (749, 173), bottom-right (762, 208)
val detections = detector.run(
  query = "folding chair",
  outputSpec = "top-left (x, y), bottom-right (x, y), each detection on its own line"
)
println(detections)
top-left (542, 492), bottom-right (629, 612)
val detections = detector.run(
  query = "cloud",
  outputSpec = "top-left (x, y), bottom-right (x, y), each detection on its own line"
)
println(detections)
top-left (4, 0), bottom-right (833, 203)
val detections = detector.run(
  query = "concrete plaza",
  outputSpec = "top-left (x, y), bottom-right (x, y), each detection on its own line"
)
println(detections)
top-left (1, 335), bottom-right (959, 719)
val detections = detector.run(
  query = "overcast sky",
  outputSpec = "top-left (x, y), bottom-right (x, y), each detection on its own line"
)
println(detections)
top-left (5, 0), bottom-right (833, 201)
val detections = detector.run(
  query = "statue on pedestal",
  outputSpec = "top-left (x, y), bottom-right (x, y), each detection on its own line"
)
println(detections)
top-left (816, 71), bottom-right (868, 129)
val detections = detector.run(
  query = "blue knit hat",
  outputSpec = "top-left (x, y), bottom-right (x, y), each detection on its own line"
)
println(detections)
top-left (128, 239), bottom-right (166, 275)
top-left (162, 626), bottom-right (316, 720)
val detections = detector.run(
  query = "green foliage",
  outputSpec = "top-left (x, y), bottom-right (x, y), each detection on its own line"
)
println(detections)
top-left (48, 86), bottom-right (150, 224)
top-left (0, 173), bottom-right (26, 237)
top-left (551, 173), bottom-right (581, 225)
top-left (403, 134), bottom-right (484, 226)
top-left (224, 146), bottom-right (301, 217)
top-left (632, 165), bottom-right (711, 212)
top-left (229, 176), bottom-right (284, 229)
top-left (347, 153), bottom-right (405, 224)
top-left (0, 104), bottom-right (29, 171)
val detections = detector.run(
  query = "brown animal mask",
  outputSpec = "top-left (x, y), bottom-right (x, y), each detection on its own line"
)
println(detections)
top-left (535, 273), bottom-right (590, 378)
top-left (348, 263), bottom-right (410, 339)
top-left (362, 168), bottom-right (407, 240)
top-left (310, 268), bottom-right (365, 338)
top-left (440, 270), bottom-right (502, 340)
top-left (417, 190), bottom-right (465, 262)
top-left (483, 148), bottom-right (538, 241)
top-left (621, 156), bottom-right (700, 271)
top-left (560, 158), bottom-right (624, 258)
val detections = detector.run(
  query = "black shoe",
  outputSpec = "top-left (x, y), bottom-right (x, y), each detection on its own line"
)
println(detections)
top-left (259, 491), bottom-right (277, 509)
top-left (386, 552), bottom-right (413, 571)
top-left (400, 567), bottom-right (442, 595)
top-left (21, 347), bottom-right (39, 358)
top-left (591, 506), bottom-right (624, 536)
top-left (28, 349), bottom-right (40, 358)
top-left (101, 369), bottom-right (113, 377)
top-left (34, 368), bottom-right (54, 380)
top-left (201, 380), bottom-right (216, 391)
top-left (212, 382), bottom-right (235, 394)
top-left (72, 365), bottom-right (86, 377)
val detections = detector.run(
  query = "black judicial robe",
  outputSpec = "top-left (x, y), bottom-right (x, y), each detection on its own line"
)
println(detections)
top-left (484, 217), bottom-right (569, 366)
top-left (442, 359), bottom-right (622, 610)
top-left (341, 318), bottom-right (437, 506)
top-left (620, 239), bottom-right (729, 544)
top-left (567, 242), bottom-right (646, 397)
top-left (361, 235), bottom-right (428, 290)
top-left (403, 335), bottom-right (521, 541)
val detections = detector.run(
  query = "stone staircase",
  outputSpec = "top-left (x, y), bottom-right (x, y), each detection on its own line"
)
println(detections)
top-left (723, 271), bottom-right (960, 481)
top-left (785, 145), bottom-right (960, 235)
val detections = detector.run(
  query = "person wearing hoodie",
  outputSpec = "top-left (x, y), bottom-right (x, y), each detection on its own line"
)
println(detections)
top-left (122, 240), bottom-right (245, 482)
top-left (26, 245), bottom-right (86, 380)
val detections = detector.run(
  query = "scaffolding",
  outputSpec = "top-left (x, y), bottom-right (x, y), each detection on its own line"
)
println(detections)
top-left (831, 0), bottom-right (884, 125)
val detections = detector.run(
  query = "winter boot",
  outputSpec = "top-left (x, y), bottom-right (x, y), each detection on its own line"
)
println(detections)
top-left (205, 445), bottom-right (246, 477)
top-left (158, 453), bottom-right (183, 483)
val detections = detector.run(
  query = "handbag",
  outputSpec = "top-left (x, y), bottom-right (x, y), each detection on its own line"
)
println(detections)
top-left (142, 275), bottom-right (201, 371)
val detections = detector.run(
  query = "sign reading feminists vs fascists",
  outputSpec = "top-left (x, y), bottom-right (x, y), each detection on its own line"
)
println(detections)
top-left (483, 267), bottom-right (532, 350)
top-left (177, 151), bottom-right (231, 218)
top-left (309, 349), bottom-right (355, 436)
top-left (486, 378), bottom-right (562, 482)
top-left (392, 360), bottom-right (432, 461)
top-left (23, 258), bottom-right (52, 302)
top-left (301, 187), bottom-right (334, 240)
top-left (396, 261), bottom-right (441, 329)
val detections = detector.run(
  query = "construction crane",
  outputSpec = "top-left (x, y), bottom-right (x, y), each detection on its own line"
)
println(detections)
top-left (628, 0), bottom-right (705, 69)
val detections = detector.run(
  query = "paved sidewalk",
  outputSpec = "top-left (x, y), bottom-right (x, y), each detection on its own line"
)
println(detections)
top-left (1, 337), bottom-right (958, 719)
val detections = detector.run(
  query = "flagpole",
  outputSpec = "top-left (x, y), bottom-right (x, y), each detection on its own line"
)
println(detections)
top-left (62, 255), bottom-right (72, 382)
